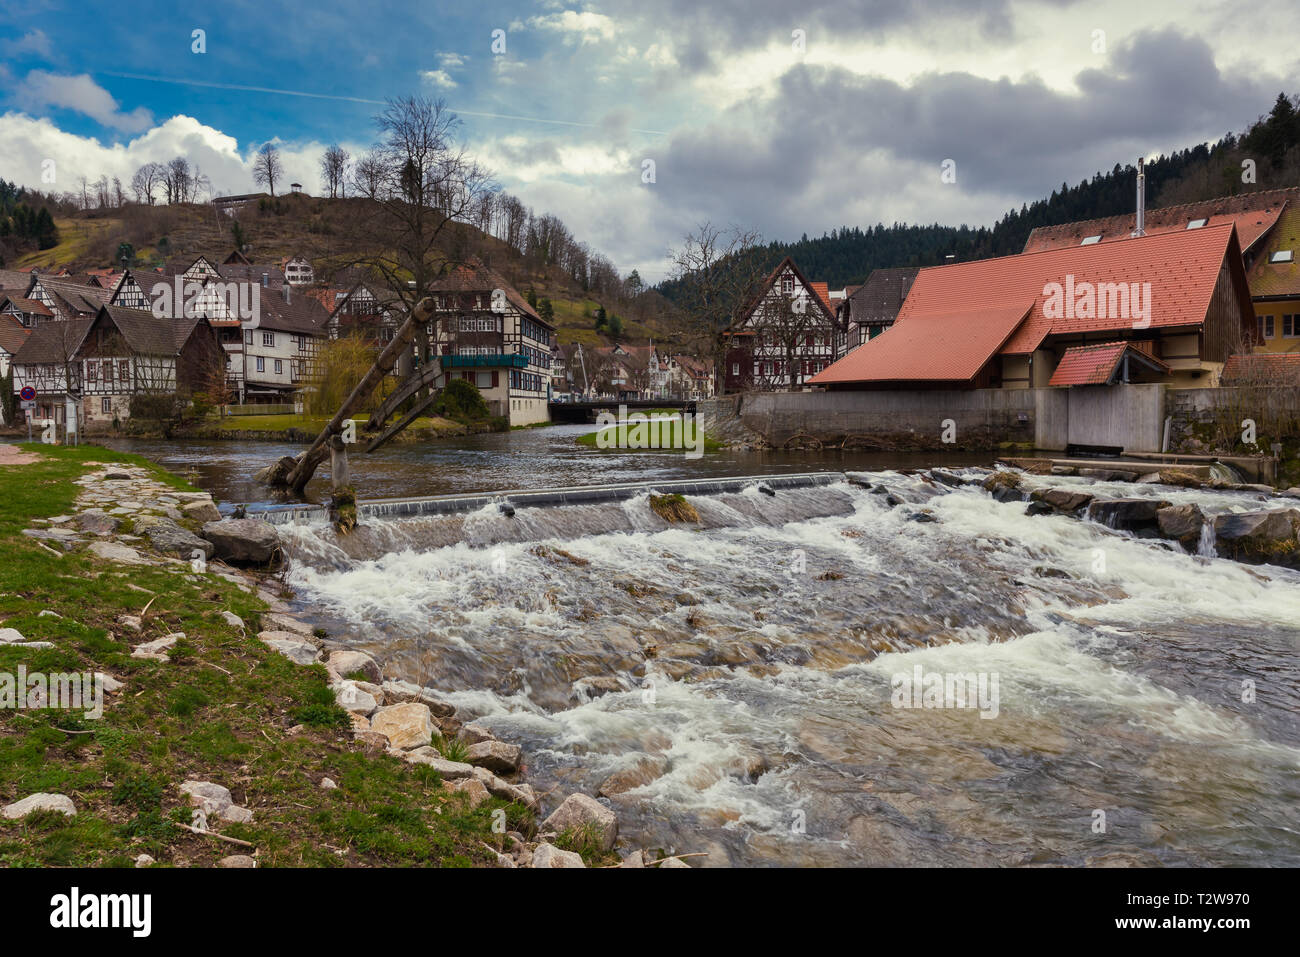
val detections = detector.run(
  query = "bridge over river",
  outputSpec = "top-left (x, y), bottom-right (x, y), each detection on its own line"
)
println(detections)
top-left (547, 398), bottom-right (695, 424)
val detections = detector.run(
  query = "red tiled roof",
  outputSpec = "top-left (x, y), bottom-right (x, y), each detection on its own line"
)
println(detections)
top-left (809, 282), bottom-right (834, 315)
top-left (1023, 188), bottom-right (1295, 255)
top-left (811, 224), bottom-right (1240, 387)
top-left (1221, 352), bottom-right (1300, 385)
top-left (1048, 341), bottom-right (1169, 386)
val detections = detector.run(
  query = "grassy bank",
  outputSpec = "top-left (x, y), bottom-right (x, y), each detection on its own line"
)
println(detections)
top-left (577, 415), bottom-right (722, 454)
top-left (0, 444), bottom-right (527, 867)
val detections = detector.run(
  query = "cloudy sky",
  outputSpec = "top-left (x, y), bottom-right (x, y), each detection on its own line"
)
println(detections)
top-left (1, 0), bottom-right (1296, 281)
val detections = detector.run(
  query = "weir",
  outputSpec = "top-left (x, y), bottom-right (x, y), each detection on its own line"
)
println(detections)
top-left (242, 471), bottom-right (846, 526)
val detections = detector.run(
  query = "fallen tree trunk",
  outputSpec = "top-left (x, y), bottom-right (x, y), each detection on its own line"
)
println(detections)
top-left (257, 297), bottom-right (433, 493)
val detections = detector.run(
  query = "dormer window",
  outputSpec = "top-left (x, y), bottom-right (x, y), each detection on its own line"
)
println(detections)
top-left (1187, 218), bottom-right (1208, 229)
top-left (1270, 250), bottom-right (1294, 263)
top-left (1080, 235), bottom-right (1102, 245)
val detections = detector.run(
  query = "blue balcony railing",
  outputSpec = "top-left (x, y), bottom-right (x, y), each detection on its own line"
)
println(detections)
top-left (440, 353), bottom-right (529, 368)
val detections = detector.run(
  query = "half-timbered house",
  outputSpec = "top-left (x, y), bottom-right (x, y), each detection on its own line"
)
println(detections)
top-left (428, 262), bottom-right (554, 425)
top-left (722, 257), bottom-right (843, 392)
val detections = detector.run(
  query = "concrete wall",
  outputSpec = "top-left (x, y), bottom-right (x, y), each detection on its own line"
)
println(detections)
top-left (1034, 384), bottom-right (1166, 452)
top-left (701, 389), bottom-right (1036, 448)
top-left (704, 384), bottom-right (1170, 451)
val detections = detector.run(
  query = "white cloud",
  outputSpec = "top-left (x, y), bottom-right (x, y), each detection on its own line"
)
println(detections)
top-left (421, 69), bottom-right (458, 90)
top-left (0, 111), bottom-right (355, 201)
top-left (3, 29), bottom-right (51, 57)
top-left (13, 71), bottom-right (154, 133)
top-left (437, 51), bottom-right (467, 69)
top-left (528, 10), bottom-right (618, 45)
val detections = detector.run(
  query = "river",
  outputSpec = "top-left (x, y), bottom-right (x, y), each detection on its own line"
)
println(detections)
top-left (105, 430), bottom-right (1300, 867)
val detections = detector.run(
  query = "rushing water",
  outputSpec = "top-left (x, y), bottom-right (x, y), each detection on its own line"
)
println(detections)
top-left (262, 466), bottom-right (1300, 868)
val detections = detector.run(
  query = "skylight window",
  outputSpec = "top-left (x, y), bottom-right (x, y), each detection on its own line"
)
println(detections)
top-left (1080, 235), bottom-right (1102, 245)
top-left (1186, 218), bottom-right (1208, 229)
top-left (1270, 250), bottom-right (1295, 263)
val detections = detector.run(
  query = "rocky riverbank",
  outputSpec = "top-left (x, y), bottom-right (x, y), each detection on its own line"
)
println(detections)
top-left (4, 450), bottom-right (678, 868)
top-left (916, 461), bottom-right (1300, 568)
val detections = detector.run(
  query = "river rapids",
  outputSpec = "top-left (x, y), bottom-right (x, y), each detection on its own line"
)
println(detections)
top-left (274, 469), bottom-right (1300, 866)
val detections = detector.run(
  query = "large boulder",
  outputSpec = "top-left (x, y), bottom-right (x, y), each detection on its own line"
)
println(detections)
top-left (530, 844), bottom-right (586, 868)
top-left (1156, 504), bottom-right (1206, 550)
top-left (541, 793), bottom-right (619, 852)
top-left (3, 793), bottom-right (76, 819)
top-left (1033, 487), bottom-right (1094, 513)
top-left (201, 519), bottom-right (280, 565)
top-left (182, 500), bottom-right (222, 524)
top-left (1213, 509), bottom-right (1300, 566)
top-left (370, 702), bottom-right (435, 750)
top-left (258, 631), bottom-right (321, 665)
top-left (139, 517), bottom-right (214, 561)
top-left (1086, 498), bottom-right (1171, 532)
top-left (465, 740), bottom-right (522, 775)
top-left (328, 649), bottom-right (382, 684)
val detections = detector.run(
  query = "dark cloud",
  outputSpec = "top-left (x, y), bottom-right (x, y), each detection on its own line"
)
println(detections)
top-left (643, 28), bottom-right (1285, 238)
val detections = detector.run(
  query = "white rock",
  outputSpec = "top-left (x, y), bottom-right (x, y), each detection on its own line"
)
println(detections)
top-left (119, 615), bottom-right (143, 632)
top-left (219, 805), bottom-right (254, 824)
top-left (258, 632), bottom-right (320, 665)
top-left (89, 541), bottom-right (149, 565)
top-left (446, 776), bottom-right (491, 809)
top-left (332, 680), bottom-right (378, 715)
top-left (465, 740), bottom-right (521, 775)
top-left (38, 610), bottom-right (62, 619)
top-left (96, 673), bottom-right (125, 693)
top-left (458, 722), bottom-right (497, 745)
top-left (658, 857), bottom-right (691, 868)
top-left (404, 748), bottom-right (475, 779)
top-left (218, 855), bottom-right (257, 868)
top-left (3, 793), bottom-right (76, 819)
top-left (134, 854), bottom-right (155, 868)
top-left (266, 614), bottom-right (313, 637)
top-left (320, 777), bottom-right (338, 790)
top-left (131, 633), bottom-right (182, 660)
top-left (0, 628), bottom-right (26, 643)
top-left (221, 611), bottom-right (245, 630)
top-left (329, 650), bottom-right (382, 684)
top-left (180, 780), bottom-right (233, 815)
top-left (541, 793), bottom-right (619, 851)
top-left (370, 702), bottom-right (435, 750)
top-left (530, 843), bottom-right (586, 868)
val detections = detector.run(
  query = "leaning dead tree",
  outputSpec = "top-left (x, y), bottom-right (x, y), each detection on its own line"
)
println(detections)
top-left (256, 297), bottom-right (435, 493)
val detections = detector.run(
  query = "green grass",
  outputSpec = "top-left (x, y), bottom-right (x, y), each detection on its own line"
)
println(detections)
top-left (213, 412), bottom-right (461, 435)
top-left (576, 415), bottom-right (722, 454)
top-left (0, 444), bottom-right (530, 866)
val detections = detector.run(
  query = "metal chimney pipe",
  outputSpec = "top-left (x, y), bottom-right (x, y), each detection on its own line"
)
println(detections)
top-left (1134, 157), bottom-right (1146, 237)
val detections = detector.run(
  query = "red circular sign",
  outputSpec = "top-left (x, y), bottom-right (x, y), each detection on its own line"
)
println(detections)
top-left (19, 386), bottom-right (36, 401)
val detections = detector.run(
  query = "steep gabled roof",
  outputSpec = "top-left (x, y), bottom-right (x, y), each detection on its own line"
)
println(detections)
top-left (841, 267), bottom-right (919, 324)
top-left (0, 315), bottom-right (30, 355)
top-left (254, 287), bottom-right (331, 335)
top-left (729, 256), bottom-right (838, 331)
top-left (100, 304), bottom-right (202, 354)
top-left (1048, 341), bottom-right (1170, 386)
top-left (429, 260), bottom-right (547, 326)
top-left (12, 317), bottom-right (94, 364)
top-left (34, 277), bottom-right (112, 317)
top-left (1022, 187), bottom-right (1295, 255)
top-left (811, 224), bottom-right (1243, 387)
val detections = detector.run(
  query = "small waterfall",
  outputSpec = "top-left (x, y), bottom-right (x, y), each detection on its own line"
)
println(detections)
top-left (1197, 520), bottom-right (1218, 558)
top-left (1209, 461), bottom-right (1244, 484)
